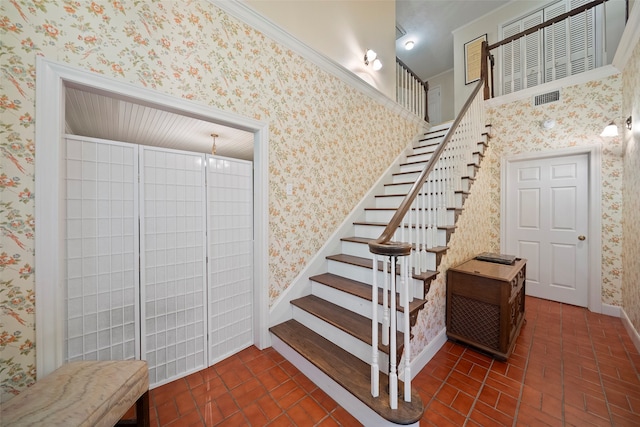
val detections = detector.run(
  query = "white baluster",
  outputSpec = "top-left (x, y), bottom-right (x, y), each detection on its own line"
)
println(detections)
top-left (371, 254), bottom-right (379, 398)
top-left (420, 185), bottom-right (427, 273)
top-left (403, 255), bottom-right (411, 402)
top-left (389, 256), bottom-right (398, 410)
top-left (413, 197), bottom-right (424, 274)
top-left (382, 257), bottom-right (389, 346)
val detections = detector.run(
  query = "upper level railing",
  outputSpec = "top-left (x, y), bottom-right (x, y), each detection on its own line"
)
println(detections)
top-left (481, 0), bottom-right (623, 98)
top-left (396, 58), bottom-right (429, 122)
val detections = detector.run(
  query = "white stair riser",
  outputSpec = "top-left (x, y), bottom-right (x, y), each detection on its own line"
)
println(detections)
top-left (375, 196), bottom-right (404, 209)
top-left (328, 259), bottom-right (419, 292)
top-left (366, 207), bottom-right (455, 224)
top-left (310, 282), bottom-right (410, 333)
top-left (392, 172), bottom-right (419, 184)
top-left (292, 305), bottom-right (390, 368)
top-left (411, 145), bottom-right (437, 157)
top-left (341, 240), bottom-right (376, 259)
top-left (406, 152), bottom-right (434, 164)
top-left (384, 183), bottom-right (411, 195)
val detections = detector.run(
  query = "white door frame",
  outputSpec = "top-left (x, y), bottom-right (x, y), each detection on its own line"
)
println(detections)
top-left (500, 145), bottom-right (602, 313)
top-left (35, 57), bottom-right (270, 378)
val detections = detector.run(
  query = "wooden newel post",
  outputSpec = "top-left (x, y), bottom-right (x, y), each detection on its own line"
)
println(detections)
top-left (482, 41), bottom-right (490, 100)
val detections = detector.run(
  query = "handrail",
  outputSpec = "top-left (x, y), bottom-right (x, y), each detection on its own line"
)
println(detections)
top-left (369, 76), bottom-right (485, 256)
top-left (487, 0), bottom-right (609, 51)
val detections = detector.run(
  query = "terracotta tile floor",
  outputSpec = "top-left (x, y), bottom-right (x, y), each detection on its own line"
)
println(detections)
top-left (144, 297), bottom-right (640, 426)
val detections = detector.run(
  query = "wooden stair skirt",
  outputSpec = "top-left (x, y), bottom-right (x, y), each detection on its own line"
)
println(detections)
top-left (270, 320), bottom-right (423, 426)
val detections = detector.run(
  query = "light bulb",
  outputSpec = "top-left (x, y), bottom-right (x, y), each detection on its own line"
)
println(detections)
top-left (372, 59), bottom-right (382, 71)
top-left (405, 41), bottom-right (415, 50)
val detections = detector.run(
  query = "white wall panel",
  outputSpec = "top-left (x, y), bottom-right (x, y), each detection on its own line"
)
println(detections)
top-left (141, 147), bottom-right (207, 387)
top-left (64, 136), bottom-right (138, 363)
top-left (207, 157), bottom-right (253, 364)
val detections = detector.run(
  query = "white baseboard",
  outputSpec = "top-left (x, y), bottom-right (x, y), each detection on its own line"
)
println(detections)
top-left (271, 334), bottom-right (419, 427)
top-left (601, 303), bottom-right (622, 317)
top-left (620, 308), bottom-right (640, 354)
top-left (402, 328), bottom-right (447, 381)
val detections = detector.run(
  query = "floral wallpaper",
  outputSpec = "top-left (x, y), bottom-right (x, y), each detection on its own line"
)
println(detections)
top-left (486, 75), bottom-right (624, 306)
top-left (622, 38), bottom-right (640, 333)
top-left (410, 74), bottom-right (626, 360)
top-left (0, 0), bottom-right (420, 400)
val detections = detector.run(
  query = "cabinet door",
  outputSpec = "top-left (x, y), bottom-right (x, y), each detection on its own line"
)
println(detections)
top-left (140, 147), bottom-right (208, 387)
top-left (207, 156), bottom-right (254, 364)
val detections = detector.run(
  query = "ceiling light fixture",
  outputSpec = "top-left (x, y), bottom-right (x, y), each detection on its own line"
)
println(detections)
top-left (364, 49), bottom-right (382, 71)
top-left (626, 116), bottom-right (632, 130)
top-left (211, 133), bottom-right (218, 155)
top-left (404, 40), bottom-right (415, 50)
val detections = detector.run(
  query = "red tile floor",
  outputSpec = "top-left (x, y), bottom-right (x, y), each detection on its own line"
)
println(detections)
top-left (144, 297), bottom-right (640, 426)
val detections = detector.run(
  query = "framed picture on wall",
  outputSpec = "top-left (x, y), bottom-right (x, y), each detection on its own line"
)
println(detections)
top-left (464, 34), bottom-right (487, 85)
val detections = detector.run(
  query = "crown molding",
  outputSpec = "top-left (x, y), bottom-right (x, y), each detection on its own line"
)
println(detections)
top-left (210, 1), bottom-right (422, 126)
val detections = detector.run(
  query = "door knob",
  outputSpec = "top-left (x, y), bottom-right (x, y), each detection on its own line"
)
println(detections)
top-left (578, 235), bottom-right (586, 241)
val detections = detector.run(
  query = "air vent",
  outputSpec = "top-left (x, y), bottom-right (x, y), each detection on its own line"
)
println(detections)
top-left (396, 24), bottom-right (407, 40)
top-left (533, 90), bottom-right (560, 106)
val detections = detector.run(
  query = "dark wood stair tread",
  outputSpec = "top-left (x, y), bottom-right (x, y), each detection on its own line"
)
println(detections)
top-left (270, 320), bottom-right (424, 424)
top-left (310, 272), bottom-right (428, 314)
top-left (291, 295), bottom-right (402, 354)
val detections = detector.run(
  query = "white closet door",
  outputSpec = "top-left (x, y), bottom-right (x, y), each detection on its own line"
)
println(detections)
top-left (207, 156), bottom-right (253, 364)
top-left (64, 136), bottom-right (139, 362)
top-left (140, 147), bottom-right (207, 387)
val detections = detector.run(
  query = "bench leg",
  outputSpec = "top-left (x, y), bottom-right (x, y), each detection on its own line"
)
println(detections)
top-left (136, 391), bottom-right (150, 427)
top-left (115, 391), bottom-right (149, 427)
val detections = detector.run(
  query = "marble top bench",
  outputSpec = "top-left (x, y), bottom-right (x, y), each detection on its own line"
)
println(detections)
top-left (2, 360), bottom-right (149, 427)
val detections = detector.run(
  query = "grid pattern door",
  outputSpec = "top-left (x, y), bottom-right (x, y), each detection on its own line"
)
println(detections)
top-left (64, 136), bottom-right (139, 362)
top-left (207, 156), bottom-right (254, 364)
top-left (140, 147), bottom-right (208, 387)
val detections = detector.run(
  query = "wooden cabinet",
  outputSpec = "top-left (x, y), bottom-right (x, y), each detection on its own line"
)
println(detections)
top-left (446, 258), bottom-right (526, 360)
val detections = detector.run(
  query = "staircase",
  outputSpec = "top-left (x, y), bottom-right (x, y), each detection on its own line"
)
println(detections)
top-left (269, 114), bottom-right (490, 425)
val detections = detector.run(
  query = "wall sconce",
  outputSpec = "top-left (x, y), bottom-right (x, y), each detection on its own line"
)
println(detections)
top-left (541, 119), bottom-right (555, 130)
top-left (626, 116), bottom-right (632, 130)
top-left (211, 133), bottom-right (218, 155)
top-left (404, 40), bottom-right (415, 50)
top-left (364, 49), bottom-right (382, 71)
top-left (600, 121), bottom-right (618, 137)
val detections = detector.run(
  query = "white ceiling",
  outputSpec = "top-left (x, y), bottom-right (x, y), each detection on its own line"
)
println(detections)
top-left (64, 86), bottom-right (255, 161)
top-left (396, 0), bottom-right (510, 81)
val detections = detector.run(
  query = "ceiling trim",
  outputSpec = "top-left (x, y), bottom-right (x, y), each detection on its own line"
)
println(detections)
top-left (210, 0), bottom-right (425, 127)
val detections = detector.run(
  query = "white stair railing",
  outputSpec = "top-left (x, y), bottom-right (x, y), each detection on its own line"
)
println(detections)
top-left (396, 58), bottom-right (428, 122)
top-left (370, 80), bottom-right (486, 410)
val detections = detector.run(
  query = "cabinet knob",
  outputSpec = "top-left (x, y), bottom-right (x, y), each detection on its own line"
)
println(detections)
top-left (578, 235), bottom-right (586, 241)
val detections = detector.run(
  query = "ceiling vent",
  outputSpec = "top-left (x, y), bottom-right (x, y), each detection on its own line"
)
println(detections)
top-left (396, 24), bottom-right (407, 40)
top-left (533, 90), bottom-right (560, 106)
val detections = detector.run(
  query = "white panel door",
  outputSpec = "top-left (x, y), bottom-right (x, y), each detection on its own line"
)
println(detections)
top-left (140, 147), bottom-right (208, 387)
top-left (64, 136), bottom-right (139, 362)
top-left (505, 154), bottom-right (589, 306)
top-left (207, 156), bottom-right (254, 364)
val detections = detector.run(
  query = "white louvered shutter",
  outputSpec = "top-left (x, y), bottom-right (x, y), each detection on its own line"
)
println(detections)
top-left (568, 0), bottom-right (595, 75)
top-left (544, 1), bottom-right (569, 82)
top-left (523, 11), bottom-right (544, 89)
top-left (501, 21), bottom-right (523, 95)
